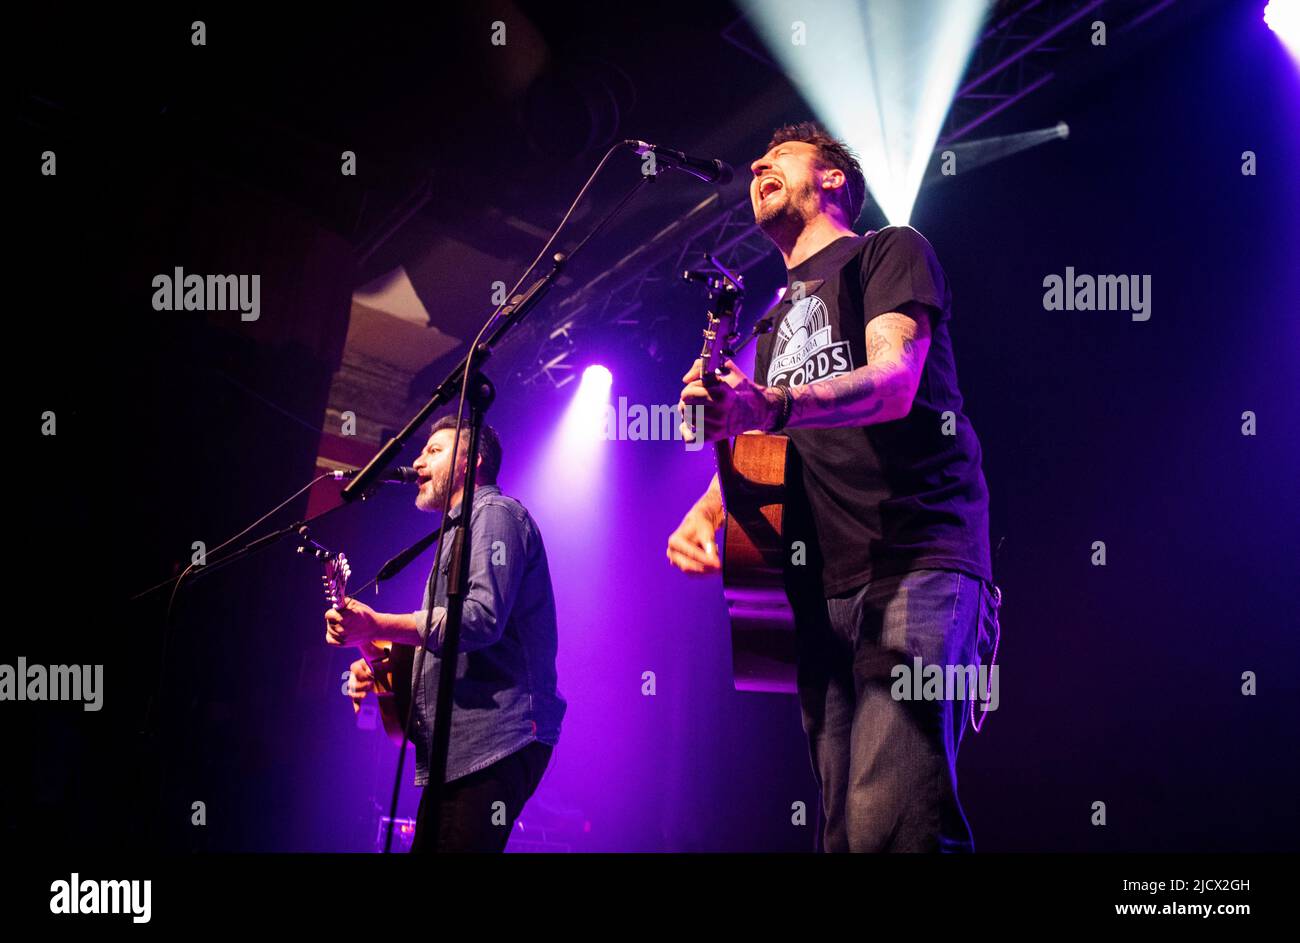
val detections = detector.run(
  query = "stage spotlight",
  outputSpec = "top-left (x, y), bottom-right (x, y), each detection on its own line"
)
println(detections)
top-left (519, 360), bottom-right (611, 510)
top-left (520, 360), bottom-right (612, 519)
top-left (581, 364), bottom-right (613, 390)
top-left (923, 122), bottom-right (1070, 186)
top-left (740, 0), bottom-right (992, 226)
top-left (562, 364), bottom-right (613, 446)
top-left (1265, 0), bottom-right (1300, 60)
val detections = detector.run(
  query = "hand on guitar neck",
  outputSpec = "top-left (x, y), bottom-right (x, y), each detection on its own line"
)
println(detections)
top-left (324, 596), bottom-right (384, 650)
top-left (677, 357), bottom-right (780, 446)
top-left (301, 541), bottom-right (417, 741)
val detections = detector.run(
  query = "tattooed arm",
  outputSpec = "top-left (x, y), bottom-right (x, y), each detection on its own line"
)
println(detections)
top-left (780, 302), bottom-right (933, 429)
top-left (677, 303), bottom-right (933, 443)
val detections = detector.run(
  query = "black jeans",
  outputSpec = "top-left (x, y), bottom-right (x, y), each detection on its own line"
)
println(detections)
top-left (410, 740), bottom-right (552, 853)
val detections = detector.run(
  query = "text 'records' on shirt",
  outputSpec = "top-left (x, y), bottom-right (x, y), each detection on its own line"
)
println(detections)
top-left (752, 225), bottom-right (992, 596)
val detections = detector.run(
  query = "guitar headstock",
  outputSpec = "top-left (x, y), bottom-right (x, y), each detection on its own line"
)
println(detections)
top-left (322, 552), bottom-right (350, 608)
top-left (297, 532), bottom-right (350, 608)
top-left (684, 255), bottom-right (745, 388)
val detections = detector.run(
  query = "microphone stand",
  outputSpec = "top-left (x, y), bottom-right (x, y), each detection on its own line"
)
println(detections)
top-left (133, 142), bottom-right (653, 851)
top-left (373, 154), bottom-right (661, 853)
top-left (416, 368), bottom-right (494, 847)
top-left (339, 260), bottom-right (562, 505)
top-left (379, 257), bottom-right (565, 853)
top-left (134, 142), bottom-right (690, 849)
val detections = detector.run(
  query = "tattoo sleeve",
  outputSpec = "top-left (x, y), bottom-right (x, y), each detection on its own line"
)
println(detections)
top-left (785, 308), bottom-right (931, 430)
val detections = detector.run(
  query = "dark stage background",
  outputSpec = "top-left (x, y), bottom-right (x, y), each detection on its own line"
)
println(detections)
top-left (9, 0), bottom-right (1297, 853)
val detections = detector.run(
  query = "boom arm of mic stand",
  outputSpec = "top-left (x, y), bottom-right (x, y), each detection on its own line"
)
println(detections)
top-left (340, 254), bottom-right (565, 503)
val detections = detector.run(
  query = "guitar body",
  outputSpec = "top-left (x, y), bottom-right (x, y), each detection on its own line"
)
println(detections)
top-left (364, 641), bottom-right (415, 745)
top-left (717, 433), bottom-right (798, 693)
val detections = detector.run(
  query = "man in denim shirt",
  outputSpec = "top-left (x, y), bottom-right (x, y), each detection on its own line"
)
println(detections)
top-left (328, 415), bottom-right (565, 852)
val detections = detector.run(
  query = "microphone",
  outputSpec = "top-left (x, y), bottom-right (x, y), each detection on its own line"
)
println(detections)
top-left (332, 466), bottom-right (420, 484)
top-left (625, 140), bottom-right (734, 185)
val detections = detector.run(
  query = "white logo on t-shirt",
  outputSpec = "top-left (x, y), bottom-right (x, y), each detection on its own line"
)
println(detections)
top-left (766, 294), bottom-right (854, 387)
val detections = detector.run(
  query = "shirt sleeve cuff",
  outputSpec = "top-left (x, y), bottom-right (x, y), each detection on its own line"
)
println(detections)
top-left (412, 607), bottom-right (448, 653)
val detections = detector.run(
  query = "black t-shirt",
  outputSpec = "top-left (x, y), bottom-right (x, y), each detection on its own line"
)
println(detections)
top-left (753, 225), bottom-right (991, 596)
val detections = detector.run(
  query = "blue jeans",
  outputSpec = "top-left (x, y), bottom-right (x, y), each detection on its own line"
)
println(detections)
top-left (796, 568), bottom-right (1000, 853)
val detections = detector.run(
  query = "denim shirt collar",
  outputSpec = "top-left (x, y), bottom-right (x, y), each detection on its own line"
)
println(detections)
top-left (445, 483), bottom-right (502, 525)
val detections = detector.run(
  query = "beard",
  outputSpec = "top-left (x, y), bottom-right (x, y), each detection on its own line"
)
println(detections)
top-left (415, 468), bottom-right (452, 512)
top-left (754, 178), bottom-right (818, 232)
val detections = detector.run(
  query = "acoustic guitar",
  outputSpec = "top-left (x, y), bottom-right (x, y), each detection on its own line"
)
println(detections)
top-left (299, 537), bottom-right (414, 743)
top-left (694, 265), bottom-right (799, 694)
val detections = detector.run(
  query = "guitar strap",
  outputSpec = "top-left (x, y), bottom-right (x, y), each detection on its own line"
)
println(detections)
top-left (737, 279), bottom-right (827, 359)
top-left (365, 525), bottom-right (445, 712)
top-left (374, 523), bottom-right (448, 585)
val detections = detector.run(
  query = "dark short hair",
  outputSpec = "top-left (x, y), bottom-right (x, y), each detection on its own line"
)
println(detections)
top-left (767, 122), bottom-right (867, 225)
top-left (430, 414), bottom-right (502, 485)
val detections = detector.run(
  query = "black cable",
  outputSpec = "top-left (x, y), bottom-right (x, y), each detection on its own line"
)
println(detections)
top-left (132, 471), bottom-right (337, 604)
